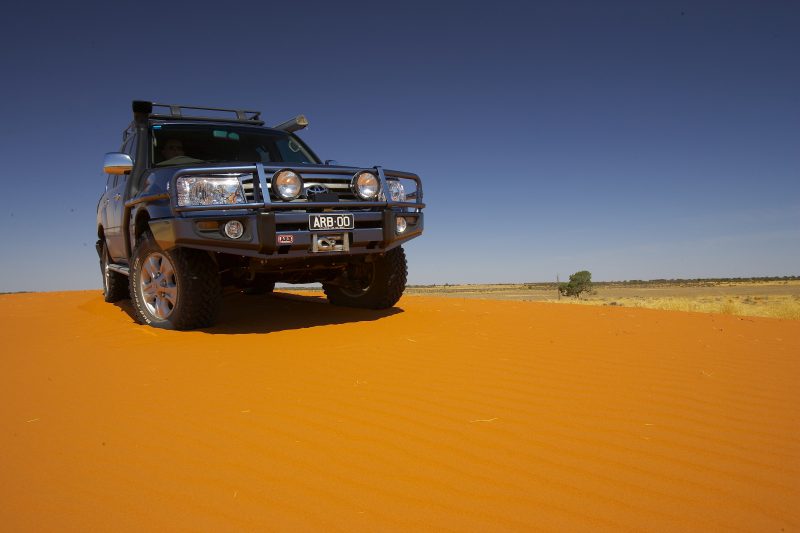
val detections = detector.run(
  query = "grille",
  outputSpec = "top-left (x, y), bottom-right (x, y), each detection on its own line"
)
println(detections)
top-left (240, 172), bottom-right (257, 202)
top-left (243, 170), bottom-right (418, 207)
top-left (264, 174), bottom-right (359, 203)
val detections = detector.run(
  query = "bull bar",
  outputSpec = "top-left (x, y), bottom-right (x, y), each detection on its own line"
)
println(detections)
top-left (148, 163), bottom-right (425, 259)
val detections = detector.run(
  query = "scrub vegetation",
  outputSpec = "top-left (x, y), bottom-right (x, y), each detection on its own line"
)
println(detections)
top-left (405, 278), bottom-right (800, 320)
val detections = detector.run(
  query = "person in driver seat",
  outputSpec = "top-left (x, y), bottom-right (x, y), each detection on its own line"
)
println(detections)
top-left (157, 138), bottom-right (203, 166)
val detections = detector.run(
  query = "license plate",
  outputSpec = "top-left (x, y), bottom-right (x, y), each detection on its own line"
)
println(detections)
top-left (308, 213), bottom-right (354, 231)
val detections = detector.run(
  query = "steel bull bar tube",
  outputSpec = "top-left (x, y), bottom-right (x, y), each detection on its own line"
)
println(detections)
top-left (172, 163), bottom-right (426, 212)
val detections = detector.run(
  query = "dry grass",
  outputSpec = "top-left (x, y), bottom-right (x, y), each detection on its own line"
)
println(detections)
top-left (556, 295), bottom-right (800, 320)
top-left (405, 281), bottom-right (800, 320)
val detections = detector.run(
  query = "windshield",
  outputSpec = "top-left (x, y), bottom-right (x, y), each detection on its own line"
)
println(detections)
top-left (150, 124), bottom-right (319, 167)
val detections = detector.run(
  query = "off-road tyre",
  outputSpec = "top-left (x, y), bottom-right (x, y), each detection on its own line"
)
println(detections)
top-left (130, 232), bottom-right (221, 330)
top-left (323, 246), bottom-right (407, 309)
top-left (101, 240), bottom-right (129, 303)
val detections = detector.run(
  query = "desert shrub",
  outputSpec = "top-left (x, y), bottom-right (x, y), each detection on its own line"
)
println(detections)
top-left (559, 270), bottom-right (593, 298)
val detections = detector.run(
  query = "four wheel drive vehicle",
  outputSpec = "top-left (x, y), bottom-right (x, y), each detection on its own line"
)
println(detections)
top-left (96, 101), bottom-right (425, 330)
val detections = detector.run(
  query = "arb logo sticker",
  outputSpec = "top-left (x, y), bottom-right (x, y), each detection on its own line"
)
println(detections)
top-left (277, 235), bottom-right (294, 245)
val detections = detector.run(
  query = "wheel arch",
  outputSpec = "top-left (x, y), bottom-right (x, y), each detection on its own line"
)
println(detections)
top-left (129, 206), bottom-right (152, 254)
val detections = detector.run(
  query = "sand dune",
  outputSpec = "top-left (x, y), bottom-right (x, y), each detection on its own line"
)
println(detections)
top-left (1, 291), bottom-right (798, 531)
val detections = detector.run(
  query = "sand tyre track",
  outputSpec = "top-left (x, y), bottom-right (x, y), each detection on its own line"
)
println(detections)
top-left (101, 241), bottom-right (129, 303)
top-left (323, 246), bottom-right (407, 309)
top-left (129, 232), bottom-right (221, 330)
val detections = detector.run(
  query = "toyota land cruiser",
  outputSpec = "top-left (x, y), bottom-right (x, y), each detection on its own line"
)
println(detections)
top-left (96, 101), bottom-right (425, 329)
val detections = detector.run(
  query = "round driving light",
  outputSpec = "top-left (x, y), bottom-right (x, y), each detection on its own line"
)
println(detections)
top-left (353, 171), bottom-right (379, 200)
top-left (396, 216), bottom-right (407, 234)
top-left (224, 220), bottom-right (244, 239)
top-left (272, 170), bottom-right (303, 201)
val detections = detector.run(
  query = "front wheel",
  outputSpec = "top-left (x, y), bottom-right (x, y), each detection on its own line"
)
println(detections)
top-left (323, 247), bottom-right (407, 309)
top-left (129, 232), bottom-right (221, 330)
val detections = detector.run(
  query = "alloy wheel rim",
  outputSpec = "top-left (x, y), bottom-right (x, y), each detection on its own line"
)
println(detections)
top-left (139, 252), bottom-right (178, 320)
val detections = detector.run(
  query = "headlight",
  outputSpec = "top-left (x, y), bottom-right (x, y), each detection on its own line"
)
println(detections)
top-left (379, 180), bottom-right (406, 202)
top-left (352, 171), bottom-right (379, 200)
top-left (176, 176), bottom-right (245, 207)
top-left (272, 170), bottom-right (303, 201)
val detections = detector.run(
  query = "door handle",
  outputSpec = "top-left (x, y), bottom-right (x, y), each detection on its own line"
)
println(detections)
top-left (113, 194), bottom-right (122, 201)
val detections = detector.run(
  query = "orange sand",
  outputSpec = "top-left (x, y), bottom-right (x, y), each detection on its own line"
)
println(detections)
top-left (1, 291), bottom-right (798, 531)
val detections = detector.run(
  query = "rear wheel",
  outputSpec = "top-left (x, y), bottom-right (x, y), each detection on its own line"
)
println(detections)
top-left (243, 274), bottom-right (275, 295)
top-left (100, 241), bottom-right (129, 302)
top-left (323, 247), bottom-right (407, 309)
top-left (130, 232), bottom-right (221, 330)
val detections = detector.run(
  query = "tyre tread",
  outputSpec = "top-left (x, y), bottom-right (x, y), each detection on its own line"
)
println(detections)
top-left (102, 242), bottom-right (129, 303)
top-left (323, 247), bottom-right (407, 309)
top-left (130, 233), bottom-right (221, 330)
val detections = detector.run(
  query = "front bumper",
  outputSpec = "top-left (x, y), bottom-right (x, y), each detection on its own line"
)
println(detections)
top-left (149, 209), bottom-right (423, 259)
top-left (149, 162), bottom-right (424, 259)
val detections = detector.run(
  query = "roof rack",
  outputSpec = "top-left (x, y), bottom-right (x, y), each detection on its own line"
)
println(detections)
top-left (132, 100), bottom-right (265, 126)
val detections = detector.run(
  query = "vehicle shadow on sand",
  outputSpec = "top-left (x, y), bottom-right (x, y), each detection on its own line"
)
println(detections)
top-left (210, 291), bottom-right (403, 334)
top-left (114, 290), bottom-right (403, 334)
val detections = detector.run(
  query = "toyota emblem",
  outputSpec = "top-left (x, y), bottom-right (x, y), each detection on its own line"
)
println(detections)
top-left (306, 184), bottom-right (329, 197)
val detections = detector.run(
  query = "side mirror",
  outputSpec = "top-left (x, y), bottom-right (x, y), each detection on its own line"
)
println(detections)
top-left (104, 152), bottom-right (133, 175)
top-left (324, 160), bottom-right (339, 166)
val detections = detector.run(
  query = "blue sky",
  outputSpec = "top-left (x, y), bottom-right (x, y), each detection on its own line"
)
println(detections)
top-left (0, 0), bottom-right (798, 291)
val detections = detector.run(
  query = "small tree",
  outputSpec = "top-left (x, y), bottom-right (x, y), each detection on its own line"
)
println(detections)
top-left (559, 270), bottom-right (593, 299)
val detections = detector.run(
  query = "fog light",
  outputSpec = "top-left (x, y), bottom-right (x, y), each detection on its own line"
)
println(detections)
top-left (224, 220), bottom-right (244, 239)
top-left (396, 216), bottom-right (407, 234)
